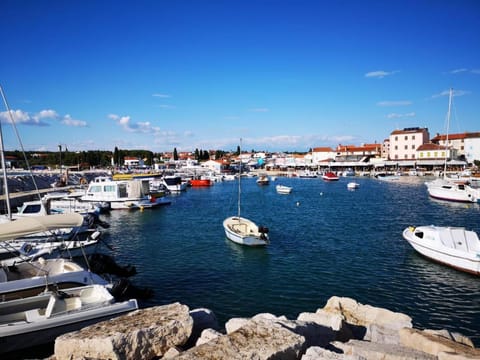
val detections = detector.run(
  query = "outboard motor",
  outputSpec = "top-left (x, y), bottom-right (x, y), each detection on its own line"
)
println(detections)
top-left (258, 226), bottom-right (269, 234)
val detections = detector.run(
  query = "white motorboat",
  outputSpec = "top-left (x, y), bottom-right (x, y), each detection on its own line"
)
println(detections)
top-left (81, 176), bottom-right (167, 210)
top-left (223, 140), bottom-right (269, 246)
top-left (0, 257), bottom-right (109, 301)
top-left (0, 214), bottom-right (102, 266)
top-left (402, 225), bottom-right (480, 275)
top-left (347, 182), bottom-right (360, 190)
top-left (0, 284), bottom-right (138, 354)
top-left (276, 184), bottom-right (292, 194)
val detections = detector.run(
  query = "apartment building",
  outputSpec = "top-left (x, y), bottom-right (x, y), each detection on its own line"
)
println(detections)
top-left (389, 127), bottom-right (430, 160)
top-left (431, 132), bottom-right (480, 163)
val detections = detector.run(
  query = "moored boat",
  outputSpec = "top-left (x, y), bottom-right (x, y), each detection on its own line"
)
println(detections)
top-left (402, 225), bottom-right (480, 275)
top-left (322, 172), bottom-right (339, 181)
top-left (0, 284), bottom-right (138, 354)
top-left (276, 184), bottom-right (292, 194)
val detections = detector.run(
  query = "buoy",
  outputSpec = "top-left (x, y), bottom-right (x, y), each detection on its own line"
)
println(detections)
top-left (140, 206), bottom-right (144, 211)
top-left (320, 192), bottom-right (323, 196)
top-left (296, 201), bottom-right (300, 206)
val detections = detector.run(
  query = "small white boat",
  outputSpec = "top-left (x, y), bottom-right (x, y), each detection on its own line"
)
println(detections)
top-left (276, 184), bottom-right (292, 194)
top-left (223, 216), bottom-right (269, 246)
top-left (0, 284), bottom-right (138, 354)
top-left (223, 140), bottom-right (269, 246)
top-left (402, 225), bottom-right (480, 275)
top-left (347, 182), bottom-right (360, 190)
top-left (256, 174), bottom-right (270, 185)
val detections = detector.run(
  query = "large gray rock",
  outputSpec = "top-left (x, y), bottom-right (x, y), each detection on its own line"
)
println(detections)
top-left (322, 296), bottom-right (412, 343)
top-left (333, 339), bottom-right (436, 359)
top-left (172, 317), bottom-right (306, 359)
top-left (399, 328), bottom-right (480, 358)
top-left (54, 302), bottom-right (193, 360)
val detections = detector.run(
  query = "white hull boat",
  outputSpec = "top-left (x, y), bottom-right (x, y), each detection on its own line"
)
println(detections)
top-left (0, 257), bottom-right (109, 301)
top-left (223, 140), bottom-right (269, 246)
top-left (425, 179), bottom-right (479, 203)
top-left (347, 182), bottom-right (360, 190)
top-left (276, 184), bottom-right (292, 194)
top-left (402, 225), bottom-right (480, 275)
top-left (0, 284), bottom-right (138, 354)
top-left (223, 216), bottom-right (269, 246)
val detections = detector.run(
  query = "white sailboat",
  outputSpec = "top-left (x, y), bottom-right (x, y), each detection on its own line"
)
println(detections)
top-left (223, 140), bottom-right (269, 246)
top-left (425, 88), bottom-right (480, 203)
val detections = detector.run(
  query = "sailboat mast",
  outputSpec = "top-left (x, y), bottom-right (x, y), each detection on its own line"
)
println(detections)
top-left (238, 139), bottom-right (241, 219)
top-left (0, 85), bottom-right (12, 218)
top-left (443, 88), bottom-right (453, 178)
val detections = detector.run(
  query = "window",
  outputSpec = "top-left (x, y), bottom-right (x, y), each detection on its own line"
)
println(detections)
top-left (394, 145), bottom-right (398, 150)
top-left (434, 152), bottom-right (438, 158)
top-left (395, 154), bottom-right (398, 159)
top-left (412, 135), bottom-right (416, 140)
top-left (411, 145), bottom-right (415, 149)
top-left (404, 145), bottom-right (408, 150)
top-left (404, 135), bottom-right (408, 140)
top-left (404, 154), bottom-right (408, 159)
top-left (394, 136), bottom-right (398, 141)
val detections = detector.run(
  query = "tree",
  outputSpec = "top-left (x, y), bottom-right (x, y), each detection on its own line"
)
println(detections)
top-left (173, 148), bottom-right (178, 161)
top-left (236, 145), bottom-right (240, 155)
top-left (113, 147), bottom-right (119, 166)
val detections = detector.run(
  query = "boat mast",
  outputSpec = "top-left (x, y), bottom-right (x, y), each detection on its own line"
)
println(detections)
top-left (0, 85), bottom-right (12, 219)
top-left (238, 138), bottom-right (241, 219)
top-left (443, 88), bottom-right (453, 178)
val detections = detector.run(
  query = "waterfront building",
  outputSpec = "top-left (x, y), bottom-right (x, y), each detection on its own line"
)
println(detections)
top-left (311, 147), bottom-right (336, 164)
top-left (389, 127), bottom-right (430, 160)
top-left (335, 143), bottom-right (381, 162)
top-left (431, 132), bottom-right (480, 164)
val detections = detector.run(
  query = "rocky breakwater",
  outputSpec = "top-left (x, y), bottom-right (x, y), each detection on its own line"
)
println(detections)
top-left (51, 296), bottom-right (479, 360)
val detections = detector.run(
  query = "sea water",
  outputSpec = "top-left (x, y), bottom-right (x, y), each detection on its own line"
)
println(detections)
top-left (100, 175), bottom-right (480, 346)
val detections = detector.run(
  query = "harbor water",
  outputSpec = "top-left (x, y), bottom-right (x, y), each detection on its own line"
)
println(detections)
top-left (100, 175), bottom-right (480, 346)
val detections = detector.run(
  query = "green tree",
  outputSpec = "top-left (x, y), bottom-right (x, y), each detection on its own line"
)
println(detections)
top-left (173, 148), bottom-right (178, 161)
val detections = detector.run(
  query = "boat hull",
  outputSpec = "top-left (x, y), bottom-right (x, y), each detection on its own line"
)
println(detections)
top-left (402, 226), bottom-right (480, 275)
top-left (223, 216), bottom-right (269, 246)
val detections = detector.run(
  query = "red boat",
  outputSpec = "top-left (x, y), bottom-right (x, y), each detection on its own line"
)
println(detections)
top-left (322, 172), bottom-right (339, 181)
top-left (189, 178), bottom-right (213, 187)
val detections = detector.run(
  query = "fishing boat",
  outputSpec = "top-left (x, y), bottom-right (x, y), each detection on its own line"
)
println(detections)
top-left (223, 140), bottom-right (269, 246)
top-left (425, 89), bottom-right (480, 203)
top-left (189, 178), bottom-right (213, 187)
top-left (0, 284), bottom-right (138, 354)
top-left (276, 184), bottom-right (292, 194)
top-left (402, 225), bottom-right (480, 275)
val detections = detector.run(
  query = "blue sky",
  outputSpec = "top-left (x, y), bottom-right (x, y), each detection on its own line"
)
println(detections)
top-left (1, 0), bottom-right (479, 153)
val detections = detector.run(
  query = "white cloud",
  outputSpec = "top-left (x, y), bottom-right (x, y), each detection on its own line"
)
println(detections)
top-left (387, 112), bottom-right (416, 119)
top-left (377, 100), bottom-right (412, 107)
top-left (431, 89), bottom-right (470, 98)
top-left (152, 93), bottom-right (171, 98)
top-left (0, 109), bottom-right (50, 126)
top-left (156, 104), bottom-right (175, 109)
top-left (109, 113), bottom-right (161, 134)
top-left (450, 68), bottom-right (468, 74)
top-left (61, 114), bottom-right (87, 127)
top-left (365, 70), bottom-right (399, 79)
